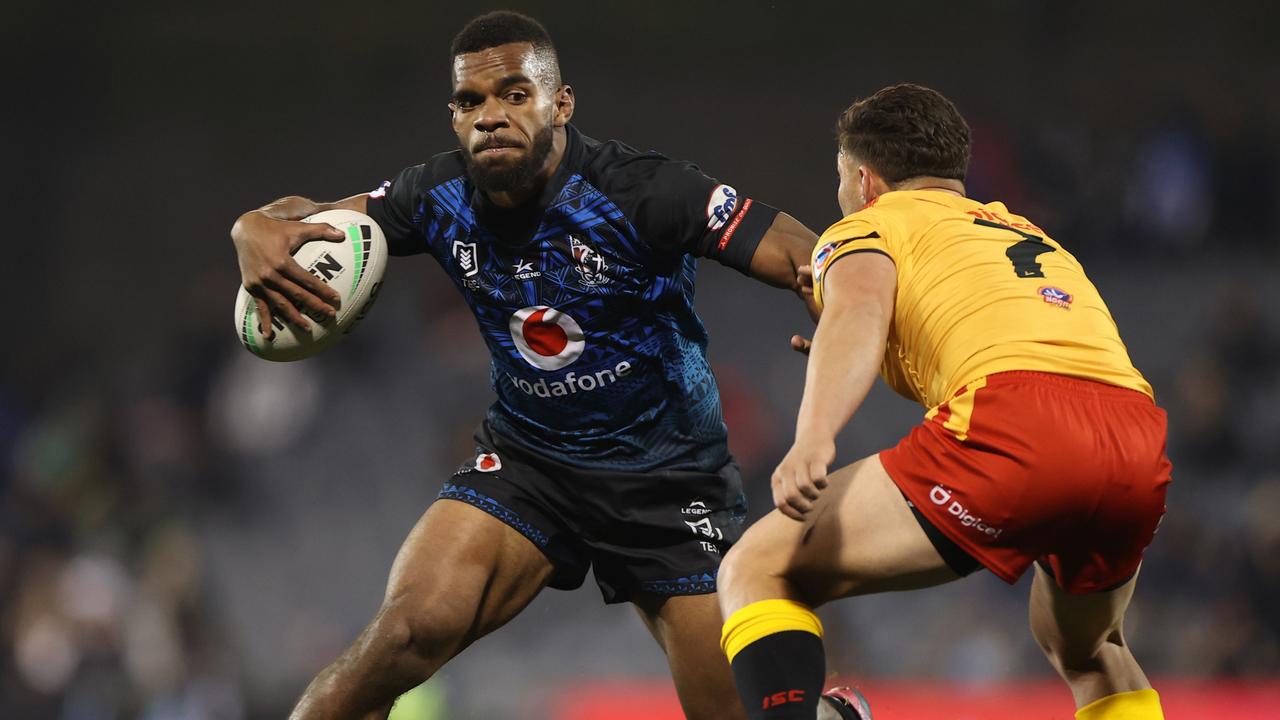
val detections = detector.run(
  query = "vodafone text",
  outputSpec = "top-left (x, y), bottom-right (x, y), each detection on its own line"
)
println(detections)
top-left (507, 360), bottom-right (632, 397)
top-left (929, 485), bottom-right (1003, 538)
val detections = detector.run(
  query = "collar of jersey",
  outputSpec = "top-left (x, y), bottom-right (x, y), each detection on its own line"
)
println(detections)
top-left (468, 124), bottom-right (587, 247)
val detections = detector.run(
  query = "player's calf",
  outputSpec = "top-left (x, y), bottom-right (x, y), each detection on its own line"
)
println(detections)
top-left (719, 539), bottom-right (830, 718)
top-left (290, 591), bottom-right (479, 720)
top-left (1028, 566), bottom-right (1162, 719)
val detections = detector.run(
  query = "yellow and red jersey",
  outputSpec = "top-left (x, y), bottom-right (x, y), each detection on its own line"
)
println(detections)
top-left (811, 190), bottom-right (1152, 408)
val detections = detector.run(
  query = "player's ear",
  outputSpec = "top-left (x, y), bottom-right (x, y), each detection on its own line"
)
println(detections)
top-left (859, 165), bottom-right (890, 207)
top-left (553, 84), bottom-right (575, 126)
top-left (858, 165), bottom-right (874, 207)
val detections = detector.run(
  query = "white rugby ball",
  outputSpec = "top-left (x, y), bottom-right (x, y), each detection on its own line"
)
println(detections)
top-left (234, 209), bottom-right (388, 362)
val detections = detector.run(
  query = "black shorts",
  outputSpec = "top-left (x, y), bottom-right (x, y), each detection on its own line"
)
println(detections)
top-left (437, 422), bottom-right (747, 604)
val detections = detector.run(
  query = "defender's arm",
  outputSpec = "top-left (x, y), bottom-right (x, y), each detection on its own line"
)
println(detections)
top-left (772, 251), bottom-right (896, 519)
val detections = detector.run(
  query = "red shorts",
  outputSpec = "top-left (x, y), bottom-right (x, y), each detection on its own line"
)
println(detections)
top-left (880, 371), bottom-right (1172, 594)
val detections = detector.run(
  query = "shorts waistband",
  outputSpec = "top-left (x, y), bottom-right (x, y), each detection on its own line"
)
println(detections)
top-left (976, 371), bottom-right (1153, 402)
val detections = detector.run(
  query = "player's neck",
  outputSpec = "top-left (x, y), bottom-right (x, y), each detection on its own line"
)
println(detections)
top-left (484, 127), bottom-right (569, 209)
top-left (893, 176), bottom-right (966, 197)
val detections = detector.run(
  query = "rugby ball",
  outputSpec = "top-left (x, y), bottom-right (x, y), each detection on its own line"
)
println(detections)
top-left (234, 209), bottom-right (388, 362)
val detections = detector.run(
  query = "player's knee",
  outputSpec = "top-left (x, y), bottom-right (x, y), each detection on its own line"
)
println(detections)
top-left (717, 542), bottom-right (751, 597)
top-left (375, 591), bottom-right (476, 665)
top-left (1035, 626), bottom-right (1117, 676)
top-left (719, 530), bottom-right (787, 605)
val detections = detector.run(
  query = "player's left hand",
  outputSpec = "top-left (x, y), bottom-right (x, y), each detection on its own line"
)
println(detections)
top-left (771, 437), bottom-right (835, 521)
top-left (790, 334), bottom-right (812, 355)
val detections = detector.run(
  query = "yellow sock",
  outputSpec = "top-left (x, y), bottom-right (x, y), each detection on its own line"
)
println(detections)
top-left (1075, 689), bottom-right (1163, 720)
top-left (720, 598), bottom-right (823, 663)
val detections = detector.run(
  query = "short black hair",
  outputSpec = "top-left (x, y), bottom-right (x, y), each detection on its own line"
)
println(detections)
top-left (836, 83), bottom-right (971, 184)
top-left (451, 11), bottom-right (561, 87)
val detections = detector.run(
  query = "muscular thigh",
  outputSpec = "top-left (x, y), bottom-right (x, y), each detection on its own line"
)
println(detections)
top-left (384, 499), bottom-right (555, 639)
top-left (735, 454), bottom-right (957, 607)
top-left (633, 592), bottom-right (746, 720)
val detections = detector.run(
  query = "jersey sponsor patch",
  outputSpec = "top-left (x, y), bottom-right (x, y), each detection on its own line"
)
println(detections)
top-left (1039, 286), bottom-right (1073, 309)
top-left (928, 484), bottom-right (1004, 538)
top-left (509, 305), bottom-right (586, 370)
top-left (506, 360), bottom-right (633, 398)
top-left (475, 452), bottom-right (502, 472)
top-left (705, 184), bottom-right (739, 231)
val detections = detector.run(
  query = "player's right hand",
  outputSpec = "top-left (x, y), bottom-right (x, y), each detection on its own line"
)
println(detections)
top-left (771, 437), bottom-right (836, 521)
top-left (231, 211), bottom-right (344, 338)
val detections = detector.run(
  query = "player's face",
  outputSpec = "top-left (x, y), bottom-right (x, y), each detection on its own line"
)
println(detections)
top-left (836, 150), bottom-right (865, 216)
top-left (451, 42), bottom-right (571, 195)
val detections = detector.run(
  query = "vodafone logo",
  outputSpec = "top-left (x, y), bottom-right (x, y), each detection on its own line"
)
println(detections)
top-left (509, 306), bottom-right (585, 371)
top-left (475, 452), bottom-right (502, 472)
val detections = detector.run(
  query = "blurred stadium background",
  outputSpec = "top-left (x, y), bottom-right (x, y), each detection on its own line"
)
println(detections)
top-left (5, 1), bottom-right (1280, 717)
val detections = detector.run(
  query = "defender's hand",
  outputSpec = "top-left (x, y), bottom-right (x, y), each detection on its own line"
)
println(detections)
top-left (231, 211), bottom-right (343, 337)
top-left (796, 264), bottom-right (814, 296)
top-left (790, 264), bottom-right (816, 354)
top-left (771, 437), bottom-right (836, 521)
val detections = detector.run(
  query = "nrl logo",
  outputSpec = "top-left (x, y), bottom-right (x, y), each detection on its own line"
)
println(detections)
top-left (569, 235), bottom-right (610, 286)
top-left (453, 240), bottom-right (479, 278)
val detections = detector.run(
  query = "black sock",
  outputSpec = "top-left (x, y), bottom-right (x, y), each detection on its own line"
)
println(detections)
top-left (730, 630), bottom-right (825, 719)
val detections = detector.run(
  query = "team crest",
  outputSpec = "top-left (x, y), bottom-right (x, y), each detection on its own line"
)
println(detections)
top-left (453, 240), bottom-right (479, 278)
top-left (569, 235), bottom-right (610, 286)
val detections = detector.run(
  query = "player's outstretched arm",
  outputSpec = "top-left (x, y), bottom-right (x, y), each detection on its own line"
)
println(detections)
top-left (747, 212), bottom-right (821, 320)
top-left (230, 193), bottom-right (368, 338)
top-left (772, 252), bottom-right (895, 520)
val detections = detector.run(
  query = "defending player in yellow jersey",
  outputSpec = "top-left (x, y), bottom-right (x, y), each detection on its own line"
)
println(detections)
top-left (810, 191), bottom-right (1152, 409)
top-left (718, 84), bottom-right (1171, 720)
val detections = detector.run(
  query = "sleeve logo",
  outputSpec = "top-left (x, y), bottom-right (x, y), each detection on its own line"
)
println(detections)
top-left (368, 180), bottom-right (390, 199)
top-left (453, 240), bottom-right (479, 278)
top-left (705, 184), bottom-right (739, 231)
top-left (812, 242), bottom-right (838, 281)
top-left (1038, 286), bottom-right (1073, 309)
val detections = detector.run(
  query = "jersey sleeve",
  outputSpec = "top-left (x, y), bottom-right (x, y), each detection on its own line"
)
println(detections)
top-left (591, 148), bottom-right (779, 273)
top-left (811, 212), bottom-right (895, 309)
top-left (364, 164), bottom-right (429, 256)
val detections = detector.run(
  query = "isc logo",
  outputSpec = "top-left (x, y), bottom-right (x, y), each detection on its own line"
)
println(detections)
top-left (763, 689), bottom-right (805, 709)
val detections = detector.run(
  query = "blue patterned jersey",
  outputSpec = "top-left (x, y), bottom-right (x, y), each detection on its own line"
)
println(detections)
top-left (366, 125), bottom-right (778, 471)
